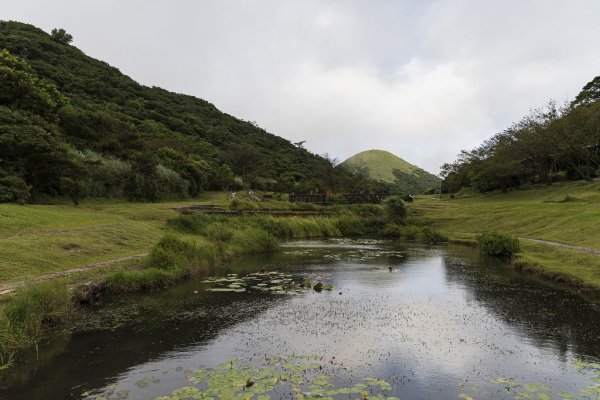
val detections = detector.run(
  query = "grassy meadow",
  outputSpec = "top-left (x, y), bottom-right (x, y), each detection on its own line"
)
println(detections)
top-left (2, 182), bottom-right (600, 355)
top-left (412, 180), bottom-right (600, 290)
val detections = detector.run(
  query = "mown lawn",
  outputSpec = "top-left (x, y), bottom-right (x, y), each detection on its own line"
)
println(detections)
top-left (411, 180), bottom-right (600, 289)
top-left (0, 194), bottom-right (230, 285)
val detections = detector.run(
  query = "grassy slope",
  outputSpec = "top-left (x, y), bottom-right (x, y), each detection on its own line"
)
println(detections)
top-left (0, 194), bottom-right (229, 284)
top-left (411, 180), bottom-right (600, 290)
top-left (341, 149), bottom-right (418, 182)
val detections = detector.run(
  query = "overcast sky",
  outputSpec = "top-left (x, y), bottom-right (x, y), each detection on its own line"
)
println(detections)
top-left (4, 0), bottom-right (600, 173)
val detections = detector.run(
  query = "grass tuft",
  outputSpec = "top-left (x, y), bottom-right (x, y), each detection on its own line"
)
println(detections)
top-left (477, 232), bottom-right (520, 257)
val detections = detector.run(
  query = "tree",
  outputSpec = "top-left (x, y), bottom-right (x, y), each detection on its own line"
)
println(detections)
top-left (50, 28), bottom-right (73, 45)
top-left (572, 76), bottom-right (600, 107)
top-left (0, 49), bottom-right (66, 118)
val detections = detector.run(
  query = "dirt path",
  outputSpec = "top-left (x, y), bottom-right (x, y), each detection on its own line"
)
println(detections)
top-left (0, 253), bottom-right (148, 296)
top-left (520, 237), bottom-right (600, 256)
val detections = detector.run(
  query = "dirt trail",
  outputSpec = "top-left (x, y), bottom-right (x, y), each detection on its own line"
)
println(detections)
top-left (0, 253), bottom-right (148, 295)
top-left (520, 237), bottom-right (600, 256)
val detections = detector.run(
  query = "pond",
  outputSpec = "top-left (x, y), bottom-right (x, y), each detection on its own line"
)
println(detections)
top-left (1, 239), bottom-right (599, 400)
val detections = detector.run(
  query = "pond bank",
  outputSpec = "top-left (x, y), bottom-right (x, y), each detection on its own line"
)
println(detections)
top-left (0, 212), bottom-right (446, 356)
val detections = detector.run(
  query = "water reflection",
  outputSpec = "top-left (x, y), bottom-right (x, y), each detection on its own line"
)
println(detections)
top-left (1, 239), bottom-right (599, 400)
top-left (442, 244), bottom-right (600, 359)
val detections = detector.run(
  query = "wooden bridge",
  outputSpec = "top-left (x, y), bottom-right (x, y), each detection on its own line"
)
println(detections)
top-left (288, 193), bottom-right (391, 204)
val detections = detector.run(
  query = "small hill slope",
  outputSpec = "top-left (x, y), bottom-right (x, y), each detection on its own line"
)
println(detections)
top-left (341, 150), bottom-right (440, 194)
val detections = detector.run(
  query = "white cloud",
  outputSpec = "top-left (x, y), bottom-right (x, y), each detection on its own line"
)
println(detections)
top-left (3, 0), bottom-right (600, 173)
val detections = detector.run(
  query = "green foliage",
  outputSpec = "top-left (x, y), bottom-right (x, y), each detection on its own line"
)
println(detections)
top-left (107, 235), bottom-right (218, 292)
top-left (0, 21), bottom-right (379, 203)
top-left (572, 75), bottom-right (600, 106)
top-left (381, 224), bottom-right (447, 243)
top-left (50, 28), bottom-right (72, 44)
top-left (156, 356), bottom-right (393, 400)
top-left (341, 149), bottom-right (440, 194)
top-left (478, 231), bottom-right (520, 257)
top-left (0, 281), bottom-right (74, 350)
top-left (0, 49), bottom-right (66, 117)
top-left (443, 84), bottom-right (600, 194)
top-left (0, 174), bottom-right (30, 203)
top-left (385, 196), bottom-right (407, 223)
top-left (105, 267), bottom-right (182, 292)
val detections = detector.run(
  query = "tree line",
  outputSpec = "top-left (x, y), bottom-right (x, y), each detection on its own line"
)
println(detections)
top-left (441, 76), bottom-right (600, 194)
top-left (0, 21), bottom-right (381, 204)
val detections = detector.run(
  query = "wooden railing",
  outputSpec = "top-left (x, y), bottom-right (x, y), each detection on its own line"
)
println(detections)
top-left (288, 193), bottom-right (391, 204)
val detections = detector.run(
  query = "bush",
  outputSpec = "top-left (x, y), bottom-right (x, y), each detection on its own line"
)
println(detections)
top-left (419, 227), bottom-right (447, 244)
top-left (381, 224), bottom-right (447, 243)
top-left (477, 231), bottom-right (520, 257)
top-left (105, 268), bottom-right (181, 292)
top-left (1, 281), bottom-right (73, 346)
top-left (385, 196), bottom-right (407, 223)
top-left (0, 175), bottom-right (31, 204)
top-left (167, 213), bottom-right (224, 235)
top-left (381, 224), bottom-right (419, 240)
top-left (107, 235), bottom-right (218, 292)
top-left (146, 235), bottom-right (217, 271)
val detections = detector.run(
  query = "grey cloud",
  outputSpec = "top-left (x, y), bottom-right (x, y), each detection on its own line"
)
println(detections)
top-left (4, 0), bottom-right (600, 173)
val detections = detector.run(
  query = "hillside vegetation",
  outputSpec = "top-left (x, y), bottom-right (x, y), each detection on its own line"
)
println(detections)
top-left (441, 76), bottom-right (600, 194)
top-left (0, 21), bottom-right (373, 204)
top-left (341, 149), bottom-right (440, 194)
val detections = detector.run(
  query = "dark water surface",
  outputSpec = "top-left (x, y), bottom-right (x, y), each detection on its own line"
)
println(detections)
top-left (1, 239), bottom-right (600, 400)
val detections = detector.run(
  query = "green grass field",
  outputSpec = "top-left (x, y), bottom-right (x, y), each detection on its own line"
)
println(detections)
top-left (2, 181), bottom-right (600, 292)
top-left (0, 193), bottom-right (233, 285)
top-left (411, 180), bottom-right (600, 290)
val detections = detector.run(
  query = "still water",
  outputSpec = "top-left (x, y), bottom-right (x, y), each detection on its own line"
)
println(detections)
top-left (1, 239), bottom-right (599, 399)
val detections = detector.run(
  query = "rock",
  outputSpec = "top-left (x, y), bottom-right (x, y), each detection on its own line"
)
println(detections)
top-left (313, 282), bottom-right (323, 292)
top-left (75, 281), bottom-right (107, 305)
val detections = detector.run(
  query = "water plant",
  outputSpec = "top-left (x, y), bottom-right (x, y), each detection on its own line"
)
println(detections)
top-left (152, 356), bottom-right (396, 400)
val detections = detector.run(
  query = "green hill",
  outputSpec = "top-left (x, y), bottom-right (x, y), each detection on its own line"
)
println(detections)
top-left (341, 149), bottom-right (440, 194)
top-left (0, 21), bottom-right (363, 203)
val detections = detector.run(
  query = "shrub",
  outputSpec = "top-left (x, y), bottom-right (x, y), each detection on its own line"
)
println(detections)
top-left (205, 223), bottom-right (235, 243)
top-left (167, 213), bottom-right (215, 235)
top-left (477, 231), bottom-right (520, 257)
top-left (419, 227), bottom-right (447, 244)
top-left (147, 235), bottom-right (217, 269)
top-left (381, 224), bottom-right (447, 243)
top-left (351, 204), bottom-right (384, 217)
top-left (381, 224), bottom-right (419, 240)
top-left (401, 193), bottom-right (413, 203)
top-left (326, 193), bottom-right (345, 204)
top-left (105, 268), bottom-right (181, 292)
top-left (1, 281), bottom-right (73, 345)
top-left (0, 175), bottom-right (31, 204)
top-left (385, 196), bottom-right (407, 223)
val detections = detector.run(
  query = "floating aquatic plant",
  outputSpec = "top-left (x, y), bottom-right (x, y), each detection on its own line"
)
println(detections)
top-left (200, 271), bottom-right (333, 296)
top-left (154, 356), bottom-right (395, 400)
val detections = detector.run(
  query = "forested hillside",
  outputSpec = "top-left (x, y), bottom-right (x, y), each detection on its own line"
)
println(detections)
top-left (441, 77), bottom-right (600, 194)
top-left (0, 21), bottom-right (368, 204)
